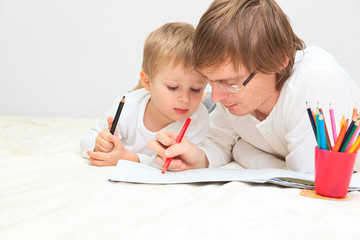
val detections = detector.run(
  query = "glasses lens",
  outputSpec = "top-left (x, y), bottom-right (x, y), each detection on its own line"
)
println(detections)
top-left (218, 83), bottom-right (239, 93)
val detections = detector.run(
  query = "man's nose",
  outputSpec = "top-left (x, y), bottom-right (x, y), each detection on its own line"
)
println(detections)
top-left (211, 84), bottom-right (228, 103)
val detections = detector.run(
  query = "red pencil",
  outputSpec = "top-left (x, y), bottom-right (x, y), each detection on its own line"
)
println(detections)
top-left (162, 118), bottom-right (192, 174)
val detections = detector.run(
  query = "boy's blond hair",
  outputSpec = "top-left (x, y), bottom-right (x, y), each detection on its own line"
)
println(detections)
top-left (194, 0), bottom-right (305, 90)
top-left (142, 22), bottom-right (195, 80)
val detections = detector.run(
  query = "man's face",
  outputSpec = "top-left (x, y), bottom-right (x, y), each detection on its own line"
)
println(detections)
top-left (200, 61), bottom-right (279, 119)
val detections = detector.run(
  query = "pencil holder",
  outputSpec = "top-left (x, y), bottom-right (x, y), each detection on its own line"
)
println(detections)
top-left (315, 147), bottom-right (357, 198)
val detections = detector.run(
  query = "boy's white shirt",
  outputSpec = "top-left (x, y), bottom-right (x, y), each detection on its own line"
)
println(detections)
top-left (80, 88), bottom-right (210, 168)
top-left (201, 46), bottom-right (360, 174)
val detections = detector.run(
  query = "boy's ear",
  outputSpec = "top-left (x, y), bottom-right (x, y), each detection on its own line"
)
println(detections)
top-left (140, 70), bottom-right (151, 91)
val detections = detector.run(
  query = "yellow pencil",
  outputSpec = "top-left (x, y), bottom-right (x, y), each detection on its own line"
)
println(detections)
top-left (348, 134), bottom-right (360, 153)
top-left (340, 115), bottom-right (345, 128)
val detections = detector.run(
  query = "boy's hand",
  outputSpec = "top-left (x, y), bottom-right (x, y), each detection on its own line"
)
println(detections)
top-left (88, 135), bottom-right (140, 166)
top-left (94, 116), bottom-right (117, 153)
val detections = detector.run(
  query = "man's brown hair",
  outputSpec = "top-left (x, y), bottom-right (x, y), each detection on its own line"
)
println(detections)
top-left (193, 0), bottom-right (305, 90)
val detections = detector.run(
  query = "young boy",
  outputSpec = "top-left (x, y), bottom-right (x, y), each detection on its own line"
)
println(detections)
top-left (80, 22), bottom-right (209, 168)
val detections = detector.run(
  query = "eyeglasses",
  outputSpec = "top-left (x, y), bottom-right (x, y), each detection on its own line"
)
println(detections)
top-left (205, 72), bottom-right (256, 93)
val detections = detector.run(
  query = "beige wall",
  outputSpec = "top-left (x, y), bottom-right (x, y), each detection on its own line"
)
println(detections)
top-left (0, 0), bottom-right (359, 118)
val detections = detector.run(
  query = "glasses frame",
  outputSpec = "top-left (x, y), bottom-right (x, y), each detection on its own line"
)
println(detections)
top-left (206, 72), bottom-right (256, 93)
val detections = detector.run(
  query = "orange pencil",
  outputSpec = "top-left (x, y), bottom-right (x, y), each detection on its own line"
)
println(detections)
top-left (352, 103), bottom-right (358, 119)
top-left (312, 110), bottom-right (316, 126)
top-left (354, 141), bottom-right (360, 153)
top-left (345, 116), bottom-right (360, 152)
top-left (333, 119), bottom-right (349, 152)
top-left (340, 117), bottom-right (358, 152)
top-left (162, 118), bottom-right (191, 174)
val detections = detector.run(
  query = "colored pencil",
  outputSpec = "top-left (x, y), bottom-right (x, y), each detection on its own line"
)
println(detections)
top-left (318, 114), bottom-right (327, 150)
top-left (315, 109), bottom-right (321, 148)
top-left (352, 103), bottom-right (358, 119)
top-left (110, 96), bottom-right (125, 135)
top-left (340, 115), bottom-right (345, 128)
top-left (329, 103), bottom-right (337, 144)
top-left (319, 108), bottom-right (332, 150)
top-left (306, 102), bottom-right (317, 140)
top-left (348, 133), bottom-right (360, 153)
top-left (312, 110), bottom-right (316, 126)
top-left (339, 116), bottom-right (356, 152)
top-left (162, 118), bottom-right (191, 174)
top-left (345, 117), bottom-right (360, 152)
top-left (333, 119), bottom-right (349, 152)
top-left (340, 118), bottom-right (358, 152)
top-left (354, 142), bottom-right (360, 153)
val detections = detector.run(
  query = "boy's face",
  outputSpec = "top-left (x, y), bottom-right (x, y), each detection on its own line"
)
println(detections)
top-left (147, 62), bottom-right (206, 125)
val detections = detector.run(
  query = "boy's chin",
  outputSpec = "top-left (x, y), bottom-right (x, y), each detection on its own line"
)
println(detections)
top-left (170, 113), bottom-right (193, 122)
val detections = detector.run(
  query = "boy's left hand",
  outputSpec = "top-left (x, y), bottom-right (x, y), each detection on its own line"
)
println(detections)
top-left (87, 135), bottom-right (139, 166)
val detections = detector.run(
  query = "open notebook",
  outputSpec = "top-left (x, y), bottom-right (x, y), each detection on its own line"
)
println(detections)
top-left (109, 161), bottom-right (360, 190)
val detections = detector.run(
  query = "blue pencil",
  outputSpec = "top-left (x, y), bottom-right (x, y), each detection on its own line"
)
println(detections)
top-left (315, 109), bottom-right (321, 148)
top-left (318, 113), bottom-right (327, 150)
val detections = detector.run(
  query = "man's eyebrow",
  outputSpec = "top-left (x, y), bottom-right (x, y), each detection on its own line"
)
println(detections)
top-left (205, 75), bottom-right (245, 82)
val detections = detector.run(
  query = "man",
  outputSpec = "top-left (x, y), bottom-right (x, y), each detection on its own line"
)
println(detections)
top-left (148, 0), bottom-right (360, 173)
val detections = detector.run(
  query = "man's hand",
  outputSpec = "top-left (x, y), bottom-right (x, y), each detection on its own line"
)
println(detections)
top-left (147, 131), bottom-right (209, 171)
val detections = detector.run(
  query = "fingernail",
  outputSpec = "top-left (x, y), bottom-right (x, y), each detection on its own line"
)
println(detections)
top-left (164, 149), bottom-right (173, 156)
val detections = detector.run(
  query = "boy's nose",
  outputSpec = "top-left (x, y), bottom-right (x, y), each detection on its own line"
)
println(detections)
top-left (179, 91), bottom-right (190, 103)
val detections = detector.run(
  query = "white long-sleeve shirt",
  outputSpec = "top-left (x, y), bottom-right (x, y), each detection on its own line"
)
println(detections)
top-left (201, 46), bottom-right (360, 173)
top-left (81, 88), bottom-right (209, 168)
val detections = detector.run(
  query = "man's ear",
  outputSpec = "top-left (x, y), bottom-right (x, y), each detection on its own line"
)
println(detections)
top-left (280, 56), bottom-right (290, 70)
top-left (140, 70), bottom-right (151, 91)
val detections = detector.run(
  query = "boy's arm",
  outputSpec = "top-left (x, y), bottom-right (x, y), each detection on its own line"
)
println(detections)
top-left (80, 118), bottom-right (107, 158)
top-left (80, 96), bottom-right (125, 158)
top-left (87, 134), bottom-right (140, 166)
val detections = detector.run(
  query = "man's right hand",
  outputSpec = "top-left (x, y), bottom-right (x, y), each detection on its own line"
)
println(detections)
top-left (147, 131), bottom-right (209, 172)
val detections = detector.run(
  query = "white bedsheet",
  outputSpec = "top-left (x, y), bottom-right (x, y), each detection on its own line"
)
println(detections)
top-left (1, 116), bottom-right (360, 240)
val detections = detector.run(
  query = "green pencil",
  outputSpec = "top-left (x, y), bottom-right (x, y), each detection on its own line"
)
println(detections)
top-left (340, 119), bottom-right (358, 152)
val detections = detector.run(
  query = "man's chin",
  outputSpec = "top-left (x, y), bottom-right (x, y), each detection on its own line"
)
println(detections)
top-left (227, 108), bottom-right (248, 117)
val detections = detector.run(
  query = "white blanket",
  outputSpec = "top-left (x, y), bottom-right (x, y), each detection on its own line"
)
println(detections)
top-left (1, 116), bottom-right (360, 240)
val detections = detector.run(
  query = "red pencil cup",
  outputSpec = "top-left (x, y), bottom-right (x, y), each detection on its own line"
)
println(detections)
top-left (315, 147), bottom-right (357, 198)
